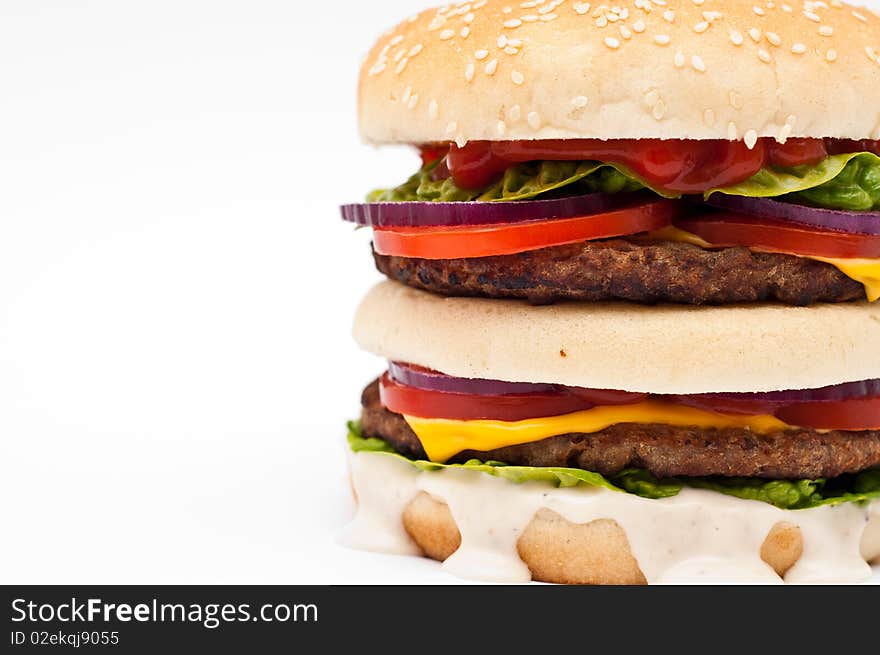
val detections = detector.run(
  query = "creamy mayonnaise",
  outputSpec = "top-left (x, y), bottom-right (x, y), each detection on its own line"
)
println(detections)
top-left (342, 451), bottom-right (880, 584)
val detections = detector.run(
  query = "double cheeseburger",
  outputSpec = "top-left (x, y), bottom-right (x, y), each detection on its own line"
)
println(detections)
top-left (340, 0), bottom-right (880, 584)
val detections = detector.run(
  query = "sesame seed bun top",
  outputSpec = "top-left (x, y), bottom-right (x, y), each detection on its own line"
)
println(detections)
top-left (358, 0), bottom-right (880, 146)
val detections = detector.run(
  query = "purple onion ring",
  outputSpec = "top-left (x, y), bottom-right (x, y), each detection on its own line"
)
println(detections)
top-left (341, 191), bottom-right (655, 228)
top-left (705, 194), bottom-right (880, 236)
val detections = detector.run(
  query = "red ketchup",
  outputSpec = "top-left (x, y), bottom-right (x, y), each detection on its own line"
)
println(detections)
top-left (420, 137), bottom-right (878, 194)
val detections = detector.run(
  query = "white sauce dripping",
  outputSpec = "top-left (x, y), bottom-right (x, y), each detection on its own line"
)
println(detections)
top-left (343, 451), bottom-right (880, 584)
top-left (338, 452), bottom-right (421, 556)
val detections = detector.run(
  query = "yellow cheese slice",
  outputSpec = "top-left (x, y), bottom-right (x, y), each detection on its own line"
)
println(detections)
top-left (405, 401), bottom-right (790, 463)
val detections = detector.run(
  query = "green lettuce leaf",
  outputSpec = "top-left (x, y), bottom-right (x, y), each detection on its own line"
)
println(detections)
top-left (347, 422), bottom-right (880, 510)
top-left (368, 159), bottom-right (647, 203)
top-left (687, 470), bottom-right (880, 510)
top-left (369, 152), bottom-right (880, 211)
top-left (347, 423), bottom-right (685, 501)
top-left (709, 152), bottom-right (880, 210)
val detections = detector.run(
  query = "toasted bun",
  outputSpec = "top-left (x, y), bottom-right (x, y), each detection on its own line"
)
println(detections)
top-left (402, 492), bottom-right (803, 584)
top-left (359, 0), bottom-right (880, 144)
top-left (352, 281), bottom-right (880, 394)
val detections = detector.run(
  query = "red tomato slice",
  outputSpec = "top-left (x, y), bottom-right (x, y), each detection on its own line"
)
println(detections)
top-left (775, 397), bottom-right (880, 430)
top-left (373, 200), bottom-right (679, 260)
top-left (378, 373), bottom-right (595, 421)
top-left (675, 212), bottom-right (880, 259)
top-left (672, 395), bottom-right (784, 416)
top-left (566, 388), bottom-right (648, 406)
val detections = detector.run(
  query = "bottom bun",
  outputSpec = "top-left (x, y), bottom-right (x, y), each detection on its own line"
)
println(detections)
top-left (343, 450), bottom-right (880, 584)
top-left (402, 492), bottom-right (802, 585)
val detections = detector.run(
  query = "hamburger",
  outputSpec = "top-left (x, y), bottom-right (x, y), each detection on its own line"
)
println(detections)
top-left (339, 0), bottom-right (880, 584)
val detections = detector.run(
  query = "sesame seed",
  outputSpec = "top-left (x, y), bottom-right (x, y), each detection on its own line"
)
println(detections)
top-left (539, 13), bottom-right (557, 21)
top-left (485, 59), bottom-right (498, 75)
top-left (663, 9), bottom-right (676, 22)
top-left (691, 55), bottom-right (706, 72)
top-left (804, 11), bottom-right (820, 22)
top-left (439, 29), bottom-right (455, 40)
top-left (445, 121), bottom-right (458, 134)
top-left (766, 32), bottom-right (781, 46)
top-left (692, 0), bottom-right (704, 5)
top-left (402, 86), bottom-right (412, 103)
top-left (408, 44), bottom-right (424, 57)
top-left (390, 35), bottom-right (404, 46)
top-left (778, 123), bottom-right (792, 143)
top-left (674, 50), bottom-right (686, 67)
top-left (465, 62), bottom-right (475, 81)
top-left (522, 14), bottom-right (539, 22)
top-left (645, 90), bottom-right (660, 106)
top-left (497, 120), bottom-right (507, 136)
top-left (782, 3), bottom-right (793, 12)
top-left (509, 104), bottom-right (521, 121)
top-left (730, 30), bottom-right (744, 45)
top-left (464, 12), bottom-right (475, 23)
top-left (407, 94), bottom-right (419, 109)
top-left (819, 25), bottom-right (833, 36)
top-left (511, 69), bottom-right (525, 84)
top-left (758, 48), bottom-right (772, 63)
top-left (653, 34), bottom-right (671, 45)
top-left (503, 6), bottom-right (513, 14)
top-left (428, 100), bottom-right (439, 119)
top-left (428, 15), bottom-right (447, 31)
top-left (504, 18), bottom-right (522, 28)
top-left (394, 57), bottom-right (409, 74)
top-left (867, 46), bottom-right (878, 63)
top-left (753, 6), bottom-right (765, 16)
top-left (728, 121), bottom-right (738, 140)
top-left (620, 25), bottom-right (632, 39)
top-left (574, 2), bottom-right (591, 15)
top-left (745, 129), bottom-right (759, 149)
top-left (504, 46), bottom-right (519, 54)
top-left (852, 11), bottom-right (867, 23)
top-left (572, 95), bottom-right (589, 108)
top-left (694, 21), bottom-right (709, 33)
top-left (786, 114), bottom-right (797, 127)
top-left (826, 49), bottom-right (837, 62)
top-left (605, 36), bottom-right (621, 49)
top-left (703, 10), bottom-right (723, 21)
top-left (652, 101), bottom-right (666, 120)
top-left (791, 42), bottom-right (807, 54)
top-left (749, 28), bottom-right (761, 42)
top-left (508, 38), bottom-right (523, 47)
top-left (460, 26), bottom-right (471, 38)
top-left (497, 35), bottom-right (508, 48)
top-left (475, 49), bottom-right (489, 60)
top-left (595, 15), bottom-right (608, 27)
top-left (527, 111), bottom-right (542, 129)
top-left (633, 19), bottom-right (646, 33)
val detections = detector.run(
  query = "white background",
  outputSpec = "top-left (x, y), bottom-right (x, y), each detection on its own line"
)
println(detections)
top-left (1, 0), bottom-right (878, 584)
